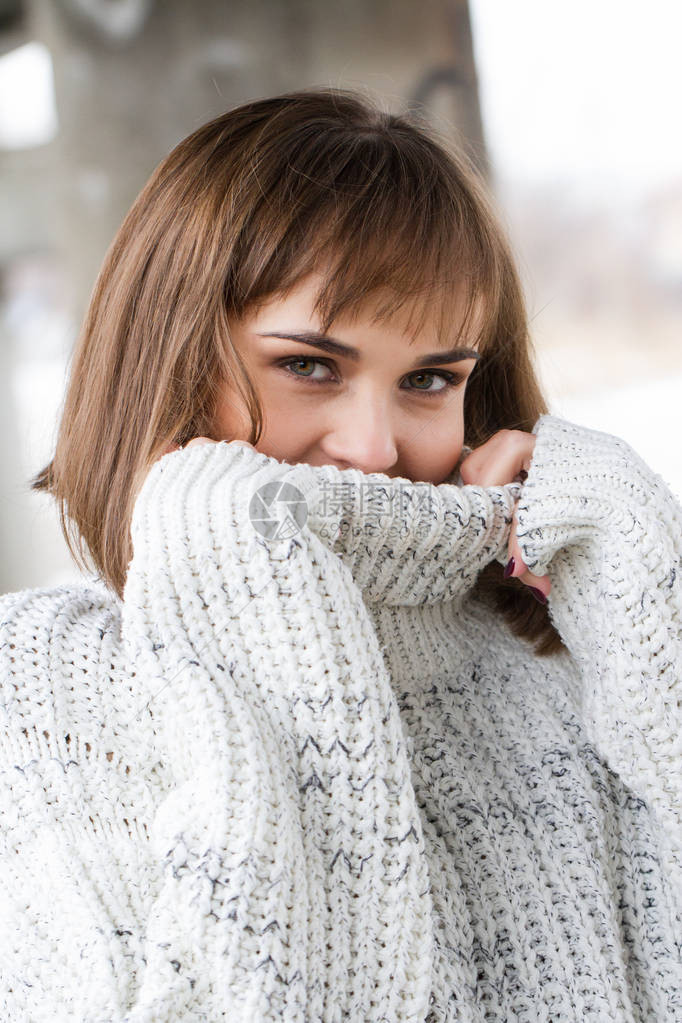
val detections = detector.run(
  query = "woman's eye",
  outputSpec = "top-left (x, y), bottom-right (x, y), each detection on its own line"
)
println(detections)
top-left (276, 357), bottom-right (465, 395)
top-left (279, 357), bottom-right (334, 383)
top-left (403, 371), bottom-right (463, 395)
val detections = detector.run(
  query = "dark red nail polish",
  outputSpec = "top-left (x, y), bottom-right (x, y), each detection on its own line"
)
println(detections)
top-left (528, 586), bottom-right (547, 605)
top-left (503, 557), bottom-right (515, 579)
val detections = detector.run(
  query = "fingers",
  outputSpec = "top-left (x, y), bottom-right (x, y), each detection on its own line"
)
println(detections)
top-left (160, 437), bottom-right (211, 460)
top-left (505, 555), bottom-right (552, 602)
top-left (162, 436), bottom-right (253, 458)
top-left (184, 437), bottom-right (215, 449)
top-left (506, 505), bottom-right (552, 601)
top-left (459, 430), bottom-right (535, 488)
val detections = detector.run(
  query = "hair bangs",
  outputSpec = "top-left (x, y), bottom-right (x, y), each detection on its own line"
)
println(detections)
top-left (236, 128), bottom-right (501, 354)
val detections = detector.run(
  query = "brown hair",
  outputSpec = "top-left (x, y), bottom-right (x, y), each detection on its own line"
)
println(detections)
top-left (30, 86), bottom-right (563, 656)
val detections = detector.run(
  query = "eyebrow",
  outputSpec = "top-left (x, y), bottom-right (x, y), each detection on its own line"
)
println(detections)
top-left (256, 331), bottom-right (481, 367)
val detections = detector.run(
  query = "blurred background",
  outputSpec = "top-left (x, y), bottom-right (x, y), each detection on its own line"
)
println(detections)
top-left (1, 0), bottom-right (680, 593)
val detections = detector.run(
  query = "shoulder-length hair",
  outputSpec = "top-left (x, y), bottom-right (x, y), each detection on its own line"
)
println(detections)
top-left (30, 86), bottom-right (563, 656)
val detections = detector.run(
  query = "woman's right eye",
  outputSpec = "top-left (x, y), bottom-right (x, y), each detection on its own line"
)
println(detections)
top-left (277, 357), bottom-right (336, 384)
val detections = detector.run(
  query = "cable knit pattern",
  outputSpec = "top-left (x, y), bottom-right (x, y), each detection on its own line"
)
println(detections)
top-left (514, 415), bottom-right (682, 923)
top-left (0, 413), bottom-right (680, 1021)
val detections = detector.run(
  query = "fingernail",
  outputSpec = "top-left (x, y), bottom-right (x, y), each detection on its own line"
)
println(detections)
top-left (528, 586), bottom-right (547, 605)
top-left (503, 557), bottom-right (515, 579)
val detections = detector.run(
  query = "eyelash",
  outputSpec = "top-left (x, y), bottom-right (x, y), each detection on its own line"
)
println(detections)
top-left (275, 356), bottom-right (467, 397)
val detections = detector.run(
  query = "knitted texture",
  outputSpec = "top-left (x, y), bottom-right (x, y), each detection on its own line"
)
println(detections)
top-left (0, 414), bottom-right (680, 1021)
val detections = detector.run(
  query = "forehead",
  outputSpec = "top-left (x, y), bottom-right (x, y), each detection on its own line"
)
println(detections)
top-left (254, 271), bottom-right (483, 350)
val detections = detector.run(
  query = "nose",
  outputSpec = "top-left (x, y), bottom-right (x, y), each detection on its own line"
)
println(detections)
top-left (321, 393), bottom-right (399, 475)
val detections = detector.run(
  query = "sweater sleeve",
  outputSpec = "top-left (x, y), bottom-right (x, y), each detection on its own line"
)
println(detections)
top-left (279, 449), bottom-right (520, 606)
top-left (119, 439), bottom-right (468, 1021)
top-left (513, 414), bottom-right (682, 890)
top-left (1, 442), bottom-right (522, 1021)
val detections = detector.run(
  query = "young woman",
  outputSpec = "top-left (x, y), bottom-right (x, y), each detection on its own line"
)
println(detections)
top-left (1, 87), bottom-right (680, 1021)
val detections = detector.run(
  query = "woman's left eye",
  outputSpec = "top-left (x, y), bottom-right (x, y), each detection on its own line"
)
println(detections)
top-left (276, 357), bottom-right (465, 395)
top-left (404, 370), bottom-right (463, 394)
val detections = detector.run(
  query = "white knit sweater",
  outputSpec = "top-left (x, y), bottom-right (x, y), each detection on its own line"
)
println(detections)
top-left (0, 414), bottom-right (680, 1022)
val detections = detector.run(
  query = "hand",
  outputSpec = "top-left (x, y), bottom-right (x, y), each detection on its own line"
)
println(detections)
top-left (161, 437), bottom-right (255, 456)
top-left (459, 429), bottom-right (551, 601)
top-left (162, 437), bottom-right (216, 456)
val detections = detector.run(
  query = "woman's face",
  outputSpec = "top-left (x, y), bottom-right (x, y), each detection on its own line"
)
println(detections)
top-left (213, 272), bottom-right (480, 484)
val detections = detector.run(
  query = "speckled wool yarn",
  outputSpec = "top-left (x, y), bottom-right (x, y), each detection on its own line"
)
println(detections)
top-left (0, 414), bottom-right (680, 1021)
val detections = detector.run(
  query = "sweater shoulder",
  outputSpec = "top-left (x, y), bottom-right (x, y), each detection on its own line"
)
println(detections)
top-left (0, 577), bottom-right (120, 622)
top-left (1, 580), bottom-right (121, 659)
top-left (0, 580), bottom-right (124, 735)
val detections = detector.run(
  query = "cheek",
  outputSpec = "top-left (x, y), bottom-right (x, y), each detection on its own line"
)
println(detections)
top-left (410, 406), bottom-right (464, 445)
top-left (431, 435), bottom-right (465, 474)
top-left (251, 387), bottom-right (319, 460)
top-left (400, 419), bottom-right (465, 485)
top-left (212, 386), bottom-right (252, 441)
